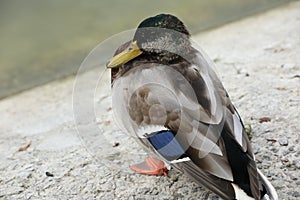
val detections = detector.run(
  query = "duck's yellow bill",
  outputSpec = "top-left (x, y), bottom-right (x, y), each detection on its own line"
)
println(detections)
top-left (106, 41), bottom-right (143, 68)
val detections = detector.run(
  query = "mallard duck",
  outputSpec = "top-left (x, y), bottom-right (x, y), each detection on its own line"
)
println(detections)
top-left (107, 14), bottom-right (278, 200)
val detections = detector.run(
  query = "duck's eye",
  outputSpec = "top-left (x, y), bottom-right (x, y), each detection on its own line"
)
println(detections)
top-left (128, 47), bottom-right (133, 51)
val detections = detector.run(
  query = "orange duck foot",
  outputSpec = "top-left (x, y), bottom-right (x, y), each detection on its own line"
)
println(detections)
top-left (130, 156), bottom-right (168, 176)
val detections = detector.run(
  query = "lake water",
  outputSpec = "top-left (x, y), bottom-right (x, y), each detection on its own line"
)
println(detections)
top-left (0, 0), bottom-right (291, 99)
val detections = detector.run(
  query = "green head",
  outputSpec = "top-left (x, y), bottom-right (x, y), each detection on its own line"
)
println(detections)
top-left (107, 14), bottom-right (191, 68)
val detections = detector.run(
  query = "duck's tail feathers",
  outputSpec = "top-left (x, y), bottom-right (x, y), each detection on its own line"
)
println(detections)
top-left (257, 169), bottom-right (278, 200)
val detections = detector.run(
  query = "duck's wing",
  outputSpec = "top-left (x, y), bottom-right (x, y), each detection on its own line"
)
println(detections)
top-left (183, 50), bottom-right (262, 198)
top-left (179, 49), bottom-right (279, 200)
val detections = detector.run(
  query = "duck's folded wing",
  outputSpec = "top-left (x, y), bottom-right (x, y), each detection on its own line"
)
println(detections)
top-left (184, 50), bottom-right (263, 199)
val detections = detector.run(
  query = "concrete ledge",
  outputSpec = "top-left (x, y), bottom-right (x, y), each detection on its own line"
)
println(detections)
top-left (1, 2), bottom-right (299, 199)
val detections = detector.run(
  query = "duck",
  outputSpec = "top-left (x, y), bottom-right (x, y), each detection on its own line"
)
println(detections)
top-left (107, 14), bottom-right (278, 200)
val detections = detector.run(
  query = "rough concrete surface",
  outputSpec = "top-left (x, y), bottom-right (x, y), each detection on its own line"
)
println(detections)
top-left (0, 2), bottom-right (299, 200)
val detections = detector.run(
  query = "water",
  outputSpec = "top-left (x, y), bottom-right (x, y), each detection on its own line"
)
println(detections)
top-left (0, 0), bottom-right (291, 99)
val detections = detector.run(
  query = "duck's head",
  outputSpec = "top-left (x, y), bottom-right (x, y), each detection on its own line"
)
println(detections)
top-left (107, 14), bottom-right (191, 68)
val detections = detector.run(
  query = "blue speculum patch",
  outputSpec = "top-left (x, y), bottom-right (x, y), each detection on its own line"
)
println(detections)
top-left (148, 130), bottom-right (187, 161)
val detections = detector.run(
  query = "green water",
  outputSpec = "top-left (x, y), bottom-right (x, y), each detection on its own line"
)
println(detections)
top-left (0, 0), bottom-right (291, 99)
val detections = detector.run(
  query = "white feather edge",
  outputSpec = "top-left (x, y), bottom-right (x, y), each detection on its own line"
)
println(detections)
top-left (170, 157), bottom-right (191, 164)
top-left (233, 112), bottom-right (243, 147)
top-left (231, 183), bottom-right (255, 200)
top-left (162, 157), bottom-right (191, 171)
top-left (257, 169), bottom-right (278, 200)
top-left (136, 125), bottom-right (168, 138)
